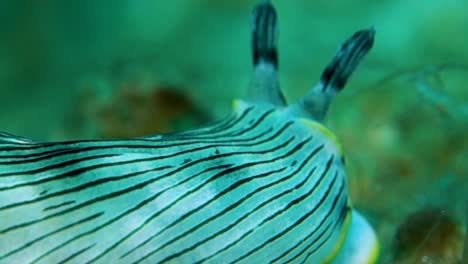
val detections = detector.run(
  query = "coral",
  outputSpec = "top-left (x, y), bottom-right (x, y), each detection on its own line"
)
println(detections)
top-left (67, 84), bottom-right (210, 139)
top-left (392, 208), bottom-right (465, 264)
top-left (96, 86), bottom-right (209, 138)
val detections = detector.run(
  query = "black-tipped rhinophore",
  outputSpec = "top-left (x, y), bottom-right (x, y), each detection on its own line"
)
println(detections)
top-left (320, 28), bottom-right (375, 92)
top-left (252, 0), bottom-right (278, 68)
top-left (289, 28), bottom-right (375, 121)
top-left (248, 0), bottom-right (286, 106)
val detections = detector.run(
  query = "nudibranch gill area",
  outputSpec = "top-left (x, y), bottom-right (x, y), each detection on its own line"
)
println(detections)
top-left (0, 0), bottom-right (378, 263)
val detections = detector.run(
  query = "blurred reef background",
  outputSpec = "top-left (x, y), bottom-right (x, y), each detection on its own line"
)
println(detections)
top-left (0, 0), bottom-right (467, 262)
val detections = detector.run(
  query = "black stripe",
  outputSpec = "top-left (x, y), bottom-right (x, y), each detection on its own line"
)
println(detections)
top-left (0, 109), bottom-right (274, 164)
top-left (170, 111), bottom-right (237, 137)
top-left (285, 194), bottom-right (348, 264)
top-left (43, 200), bottom-right (76, 211)
top-left (170, 108), bottom-right (275, 142)
top-left (168, 106), bottom-right (252, 138)
top-left (0, 153), bottom-right (119, 177)
top-left (0, 212), bottom-right (103, 260)
top-left (0, 132), bottom-right (295, 235)
top-left (272, 177), bottom-right (347, 263)
top-left (121, 137), bottom-right (304, 261)
top-left (0, 125), bottom-right (272, 166)
top-left (1, 165), bottom-right (171, 211)
top-left (58, 243), bottom-right (95, 264)
top-left (82, 164), bottom-right (235, 263)
top-left (0, 106), bottom-right (256, 155)
top-left (28, 164), bottom-right (234, 263)
top-left (0, 124), bottom-right (273, 186)
top-left (231, 160), bottom-right (339, 263)
top-left (299, 197), bottom-right (349, 264)
top-left (0, 122), bottom-right (292, 210)
top-left (197, 155), bottom-right (335, 263)
top-left (125, 168), bottom-right (288, 261)
top-left (150, 145), bottom-right (325, 263)
top-left (207, 109), bottom-right (276, 138)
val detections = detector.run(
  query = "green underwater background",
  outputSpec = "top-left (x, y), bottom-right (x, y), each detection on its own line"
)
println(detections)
top-left (0, 0), bottom-right (467, 262)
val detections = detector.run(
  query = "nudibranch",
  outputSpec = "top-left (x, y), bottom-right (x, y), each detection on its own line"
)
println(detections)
top-left (0, 1), bottom-right (378, 263)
